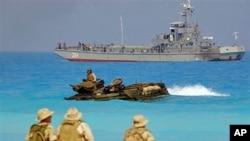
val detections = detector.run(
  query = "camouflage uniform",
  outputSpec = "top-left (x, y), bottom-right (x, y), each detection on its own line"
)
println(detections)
top-left (57, 107), bottom-right (94, 141)
top-left (124, 115), bottom-right (155, 141)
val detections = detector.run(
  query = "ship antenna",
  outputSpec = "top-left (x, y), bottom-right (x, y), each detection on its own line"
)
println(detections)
top-left (232, 32), bottom-right (239, 45)
top-left (120, 15), bottom-right (124, 46)
top-left (181, 0), bottom-right (194, 28)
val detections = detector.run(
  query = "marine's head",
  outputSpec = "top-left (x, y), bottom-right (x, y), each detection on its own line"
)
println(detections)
top-left (36, 108), bottom-right (54, 123)
top-left (87, 68), bottom-right (92, 74)
top-left (133, 114), bottom-right (149, 128)
top-left (64, 107), bottom-right (82, 121)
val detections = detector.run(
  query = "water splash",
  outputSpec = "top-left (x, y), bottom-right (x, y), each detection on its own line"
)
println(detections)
top-left (168, 84), bottom-right (229, 97)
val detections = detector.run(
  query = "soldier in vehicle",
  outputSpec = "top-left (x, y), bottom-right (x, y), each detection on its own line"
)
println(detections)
top-left (26, 108), bottom-right (57, 141)
top-left (124, 114), bottom-right (155, 141)
top-left (57, 107), bottom-right (94, 141)
top-left (82, 68), bottom-right (97, 91)
top-left (70, 69), bottom-right (97, 93)
top-left (85, 69), bottom-right (96, 82)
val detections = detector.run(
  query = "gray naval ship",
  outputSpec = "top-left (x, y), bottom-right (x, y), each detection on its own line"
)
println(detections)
top-left (54, 0), bottom-right (245, 62)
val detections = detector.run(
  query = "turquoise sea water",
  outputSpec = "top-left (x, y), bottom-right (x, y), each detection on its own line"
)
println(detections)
top-left (0, 52), bottom-right (250, 141)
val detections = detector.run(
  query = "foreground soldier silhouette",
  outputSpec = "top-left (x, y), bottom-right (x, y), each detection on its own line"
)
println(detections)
top-left (26, 108), bottom-right (57, 141)
top-left (124, 114), bottom-right (155, 141)
top-left (57, 107), bottom-right (94, 141)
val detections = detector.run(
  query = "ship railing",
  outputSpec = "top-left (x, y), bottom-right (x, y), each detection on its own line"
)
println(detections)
top-left (56, 44), bottom-right (174, 54)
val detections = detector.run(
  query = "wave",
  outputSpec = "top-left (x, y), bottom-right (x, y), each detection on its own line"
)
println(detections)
top-left (168, 84), bottom-right (229, 97)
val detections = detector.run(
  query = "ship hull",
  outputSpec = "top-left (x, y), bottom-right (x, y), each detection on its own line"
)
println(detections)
top-left (216, 46), bottom-right (245, 61)
top-left (54, 46), bottom-right (244, 62)
top-left (54, 50), bottom-right (206, 62)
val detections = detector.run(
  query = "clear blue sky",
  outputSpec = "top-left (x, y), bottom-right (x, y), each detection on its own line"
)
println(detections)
top-left (1, 0), bottom-right (249, 51)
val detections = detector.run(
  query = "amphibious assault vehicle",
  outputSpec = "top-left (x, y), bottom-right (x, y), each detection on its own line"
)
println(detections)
top-left (65, 78), bottom-right (169, 101)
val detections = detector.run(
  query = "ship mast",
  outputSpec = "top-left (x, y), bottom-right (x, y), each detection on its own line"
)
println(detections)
top-left (181, 0), bottom-right (194, 28)
top-left (120, 15), bottom-right (124, 46)
top-left (232, 32), bottom-right (239, 45)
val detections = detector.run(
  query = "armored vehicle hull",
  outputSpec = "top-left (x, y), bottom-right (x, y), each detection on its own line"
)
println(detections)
top-left (65, 82), bottom-right (169, 101)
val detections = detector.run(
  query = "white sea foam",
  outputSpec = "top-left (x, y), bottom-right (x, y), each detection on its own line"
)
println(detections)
top-left (168, 84), bottom-right (229, 97)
